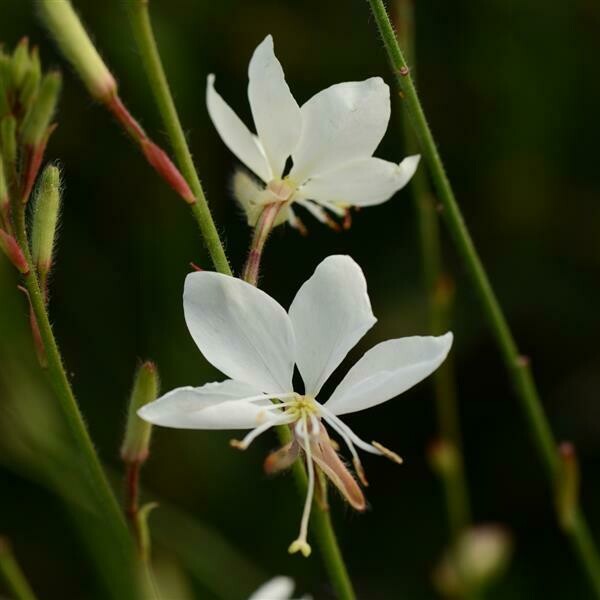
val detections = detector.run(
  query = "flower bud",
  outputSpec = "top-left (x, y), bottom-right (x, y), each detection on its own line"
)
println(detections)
top-left (433, 525), bottom-right (512, 597)
top-left (37, 0), bottom-right (117, 101)
top-left (1, 116), bottom-right (17, 168)
top-left (31, 165), bottom-right (61, 284)
top-left (121, 362), bottom-right (159, 464)
top-left (19, 46), bottom-right (42, 110)
top-left (0, 229), bottom-right (29, 274)
top-left (11, 38), bottom-right (30, 89)
top-left (0, 54), bottom-right (11, 117)
top-left (556, 442), bottom-right (579, 531)
top-left (21, 72), bottom-right (61, 148)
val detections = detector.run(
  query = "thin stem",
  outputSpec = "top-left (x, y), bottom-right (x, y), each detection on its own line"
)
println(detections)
top-left (276, 425), bottom-right (357, 600)
top-left (12, 205), bottom-right (138, 598)
top-left (366, 0), bottom-right (600, 595)
top-left (125, 461), bottom-right (142, 542)
top-left (127, 0), bottom-right (231, 276)
top-left (0, 538), bottom-right (37, 600)
top-left (395, 0), bottom-right (471, 540)
top-left (242, 203), bottom-right (283, 286)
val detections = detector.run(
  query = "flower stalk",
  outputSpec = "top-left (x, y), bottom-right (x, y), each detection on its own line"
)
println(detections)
top-left (242, 203), bottom-right (283, 285)
top-left (366, 0), bottom-right (600, 595)
top-left (126, 0), bottom-right (232, 276)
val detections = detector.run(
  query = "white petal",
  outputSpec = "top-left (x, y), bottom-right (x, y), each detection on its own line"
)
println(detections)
top-left (138, 380), bottom-right (278, 429)
top-left (290, 78), bottom-right (390, 182)
top-left (300, 155), bottom-right (420, 207)
top-left (325, 333), bottom-right (453, 415)
top-left (248, 576), bottom-right (295, 600)
top-left (184, 272), bottom-right (296, 393)
top-left (248, 35), bottom-right (301, 179)
top-left (206, 74), bottom-right (272, 182)
top-left (289, 256), bottom-right (376, 396)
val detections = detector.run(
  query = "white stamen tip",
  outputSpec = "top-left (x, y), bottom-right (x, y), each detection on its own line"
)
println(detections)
top-left (372, 441), bottom-right (404, 464)
top-left (288, 539), bottom-right (312, 558)
top-left (230, 439), bottom-right (246, 450)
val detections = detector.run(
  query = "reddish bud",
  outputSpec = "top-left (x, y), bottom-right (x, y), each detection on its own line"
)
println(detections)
top-left (0, 229), bottom-right (29, 274)
top-left (140, 139), bottom-right (195, 204)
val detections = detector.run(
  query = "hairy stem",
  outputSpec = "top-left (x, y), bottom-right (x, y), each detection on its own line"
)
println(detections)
top-left (395, 0), bottom-right (471, 540)
top-left (367, 0), bottom-right (600, 595)
top-left (242, 203), bottom-right (283, 286)
top-left (127, 0), bottom-right (231, 276)
top-left (12, 205), bottom-right (138, 599)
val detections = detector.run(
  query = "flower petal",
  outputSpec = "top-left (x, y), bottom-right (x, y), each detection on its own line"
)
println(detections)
top-left (248, 576), bottom-right (295, 600)
top-left (248, 35), bottom-right (301, 179)
top-left (288, 255), bottom-right (376, 396)
top-left (184, 272), bottom-right (295, 393)
top-left (138, 380), bottom-right (279, 429)
top-left (325, 333), bottom-right (453, 415)
top-left (300, 155), bottom-right (420, 208)
top-left (290, 78), bottom-right (390, 182)
top-left (206, 74), bottom-right (271, 182)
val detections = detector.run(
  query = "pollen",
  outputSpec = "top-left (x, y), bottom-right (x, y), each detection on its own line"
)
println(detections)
top-left (287, 395), bottom-right (319, 420)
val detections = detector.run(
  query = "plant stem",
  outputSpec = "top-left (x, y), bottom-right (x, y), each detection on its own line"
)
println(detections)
top-left (395, 0), bottom-right (471, 541)
top-left (367, 0), bottom-right (600, 595)
top-left (0, 538), bottom-right (37, 600)
top-left (276, 425), bottom-right (357, 600)
top-left (127, 1), bottom-right (231, 276)
top-left (242, 203), bottom-right (282, 286)
top-left (12, 206), bottom-right (138, 599)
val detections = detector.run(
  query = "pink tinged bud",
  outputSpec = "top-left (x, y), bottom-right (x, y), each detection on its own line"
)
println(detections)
top-left (121, 361), bottom-right (160, 464)
top-left (140, 139), bottom-right (195, 204)
top-left (21, 124), bottom-right (57, 205)
top-left (17, 285), bottom-right (47, 368)
top-left (105, 95), bottom-right (195, 204)
top-left (0, 229), bottom-right (29, 274)
top-left (37, 0), bottom-right (117, 101)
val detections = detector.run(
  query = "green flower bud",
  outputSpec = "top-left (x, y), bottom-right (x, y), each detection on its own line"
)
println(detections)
top-left (38, 0), bottom-right (117, 101)
top-left (31, 165), bottom-right (61, 284)
top-left (11, 38), bottom-right (30, 89)
top-left (19, 47), bottom-right (42, 111)
top-left (121, 362), bottom-right (159, 464)
top-left (0, 54), bottom-right (11, 117)
top-left (21, 72), bottom-right (61, 147)
top-left (0, 116), bottom-right (17, 168)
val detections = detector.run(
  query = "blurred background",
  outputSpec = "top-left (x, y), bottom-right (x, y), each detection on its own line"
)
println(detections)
top-left (1, 0), bottom-right (600, 598)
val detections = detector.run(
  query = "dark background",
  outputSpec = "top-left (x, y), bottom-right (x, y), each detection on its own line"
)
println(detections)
top-left (1, 0), bottom-right (600, 598)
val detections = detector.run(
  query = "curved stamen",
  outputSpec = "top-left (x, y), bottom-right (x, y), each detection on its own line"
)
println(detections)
top-left (230, 414), bottom-right (292, 450)
top-left (288, 415), bottom-right (315, 558)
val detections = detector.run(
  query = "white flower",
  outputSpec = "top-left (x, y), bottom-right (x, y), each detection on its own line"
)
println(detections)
top-left (139, 256), bottom-right (452, 556)
top-left (207, 35), bottom-right (420, 230)
top-left (248, 576), bottom-right (310, 600)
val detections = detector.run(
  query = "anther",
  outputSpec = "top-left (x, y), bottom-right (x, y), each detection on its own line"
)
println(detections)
top-left (288, 539), bottom-right (312, 557)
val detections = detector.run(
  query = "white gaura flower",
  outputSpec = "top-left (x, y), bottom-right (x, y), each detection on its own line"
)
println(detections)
top-left (139, 256), bottom-right (452, 557)
top-left (248, 576), bottom-right (310, 600)
top-left (207, 35), bottom-right (420, 231)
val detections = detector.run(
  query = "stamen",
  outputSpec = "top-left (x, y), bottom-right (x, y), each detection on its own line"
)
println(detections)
top-left (288, 415), bottom-right (314, 558)
top-left (296, 198), bottom-right (341, 231)
top-left (287, 207), bottom-right (308, 236)
top-left (372, 441), bottom-right (404, 464)
top-left (230, 415), bottom-right (291, 450)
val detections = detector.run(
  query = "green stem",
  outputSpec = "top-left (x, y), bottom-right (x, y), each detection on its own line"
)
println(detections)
top-left (367, 0), bottom-right (600, 595)
top-left (127, 0), bottom-right (231, 276)
top-left (395, 0), bottom-right (471, 541)
top-left (0, 539), bottom-right (37, 600)
top-left (12, 206), bottom-right (138, 599)
top-left (276, 425), bottom-right (356, 600)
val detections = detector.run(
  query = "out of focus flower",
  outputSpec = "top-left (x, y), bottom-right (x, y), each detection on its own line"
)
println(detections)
top-left (139, 255), bottom-right (452, 556)
top-left (248, 576), bottom-right (310, 600)
top-left (207, 36), bottom-right (420, 230)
